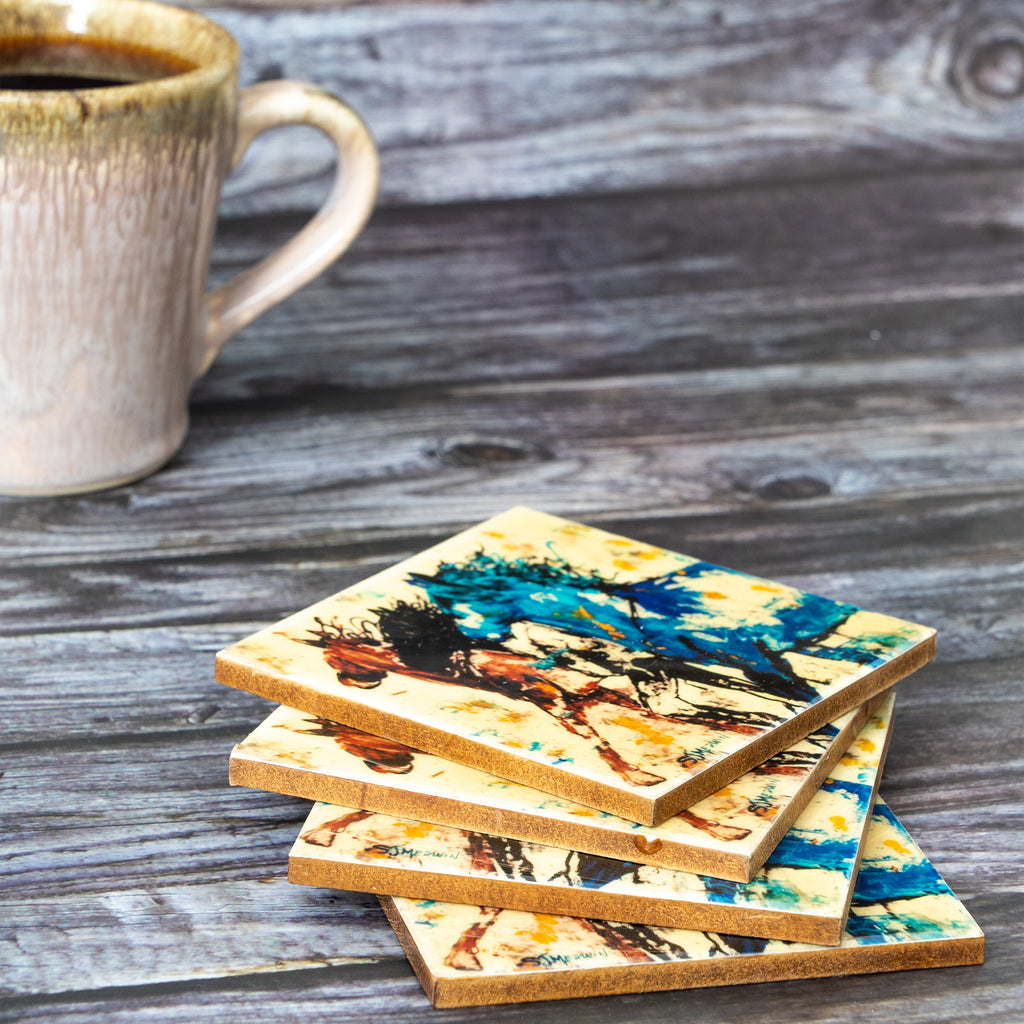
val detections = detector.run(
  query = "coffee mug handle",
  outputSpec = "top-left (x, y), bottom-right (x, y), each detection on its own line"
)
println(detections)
top-left (200, 80), bottom-right (379, 373)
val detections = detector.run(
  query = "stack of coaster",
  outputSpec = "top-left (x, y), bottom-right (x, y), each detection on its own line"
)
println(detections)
top-left (217, 507), bottom-right (984, 1008)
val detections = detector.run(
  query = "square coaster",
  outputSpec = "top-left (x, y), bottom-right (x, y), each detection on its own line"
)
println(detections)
top-left (379, 801), bottom-right (984, 1008)
top-left (233, 692), bottom-right (888, 882)
top-left (218, 508), bottom-right (934, 825)
top-left (288, 696), bottom-right (893, 945)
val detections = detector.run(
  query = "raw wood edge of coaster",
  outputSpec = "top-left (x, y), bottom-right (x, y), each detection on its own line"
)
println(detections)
top-left (741, 692), bottom-right (885, 881)
top-left (650, 635), bottom-right (934, 826)
top-left (289, 854), bottom-right (837, 944)
top-left (831, 694), bottom-right (897, 939)
top-left (220, 633), bottom-right (933, 829)
top-left (420, 932), bottom-right (985, 1009)
top-left (217, 651), bottom-right (667, 824)
top-left (229, 749), bottom-right (756, 880)
top-left (229, 692), bottom-right (883, 882)
top-left (378, 895), bottom-right (445, 1008)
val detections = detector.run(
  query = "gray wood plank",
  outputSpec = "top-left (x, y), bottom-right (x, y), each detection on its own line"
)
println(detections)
top-left (1, 129), bottom-right (1020, 1024)
top-left (2, 406), bottom-right (1020, 565)
top-left (199, 167), bottom-right (1024, 397)
top-left (1, 881), bottom-right (399, 998)
top-left (1, 910), bottom-right (1019, 1024)
top-left (2, 487), bottom-right (1020, 636)
top-left (2, 168), bottom-right (1020, 565)
top-left (159, 0), bottom-right (1024, 211)
top-left (5, 704), bottom-right (1019, 898)
top-left (2, 554), bottom-right (1020, 744)
top-left (2, 693), bottom-right (1019, 998)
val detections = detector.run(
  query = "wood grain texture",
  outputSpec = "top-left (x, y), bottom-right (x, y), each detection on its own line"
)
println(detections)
top-left (1, 35), bottom-right (1021, 1014)
top-left (1, 700), bottom-right (1016, 996)
top-left (1, 168), bottom-right (1020, 568)
top-left (163, 0), bottom-right (1024, 212)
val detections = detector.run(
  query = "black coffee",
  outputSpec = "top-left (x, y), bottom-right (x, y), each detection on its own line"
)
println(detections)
top-left (1, 72), bottom-right (133, 89)
top-left (0, 36), bottom-right (195, 91)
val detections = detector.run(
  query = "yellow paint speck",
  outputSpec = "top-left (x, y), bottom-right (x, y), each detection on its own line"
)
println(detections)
top-left (572, 605), bottom-right (625, 639)
top-left (829, 815), bottom-right (848, 832)
top-left (609, 715), bottom-right (677, 747)
top-left (751, 584), bottom-right (782, 593)
top-left (856, 738), bottom-right (877, 752)
top-left (400, 821), bottom-right (436, 840)
top-left (529, 914), bottom-right (561, 945)
top-left (498, 710), bottom-right (531, 724)
top-left (613, 559), bottom-right (636, 571)
top-left (883, 838), bottom-right (911, 856)
top-left (703, 591), bottom-right (727, 600)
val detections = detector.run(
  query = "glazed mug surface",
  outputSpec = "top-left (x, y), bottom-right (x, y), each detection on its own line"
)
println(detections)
top-left (0, 0), bottom-right (379, 494)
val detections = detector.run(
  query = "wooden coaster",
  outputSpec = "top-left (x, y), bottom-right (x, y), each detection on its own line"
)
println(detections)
top-left (218, 507), bottom-right (934, 825)
top-left (233, 691), bottom-right (888, 882)
top-left (379, 801), bottom-right (984, 1008)
top-left (288, 698), bottom-right (893, 944)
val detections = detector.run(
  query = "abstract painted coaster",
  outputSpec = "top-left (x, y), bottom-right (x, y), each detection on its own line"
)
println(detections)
top-left (379, 801), bottom-right (984, 1008)
top-left (218, 507), bottom-right (934, 825)
top-left (288, 697), bottom-right (893, 945)
top-left (232, 691), bottom-right (886, 882)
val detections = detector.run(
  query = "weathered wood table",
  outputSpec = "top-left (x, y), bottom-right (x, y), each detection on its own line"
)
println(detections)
top-left (3, 2), bottom-right (1022, 1021)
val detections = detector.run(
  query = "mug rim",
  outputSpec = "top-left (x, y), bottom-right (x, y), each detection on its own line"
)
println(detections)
top-left (0, 0), bottom-right (240, 106)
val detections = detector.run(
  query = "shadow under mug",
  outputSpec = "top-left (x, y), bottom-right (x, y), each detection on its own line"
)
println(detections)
top-left (0, 0), bottom-right (379, 495)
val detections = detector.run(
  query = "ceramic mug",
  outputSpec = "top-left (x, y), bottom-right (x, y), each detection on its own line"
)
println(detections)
top-left (0, 0), bottom-right (379, 495)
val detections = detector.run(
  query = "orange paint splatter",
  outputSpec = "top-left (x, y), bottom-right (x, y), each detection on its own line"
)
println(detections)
top-left (613, 559), bottom-right (636, 571)
top-left (883, 838), bottom-right (911, 856)
top-left (532, 680), bottom-right (563, 698)
top-left (856, 738), bottom-right (877, 752)
top-left (703, 591), bottom-right (727, 600)
top-left (569, 809), bottom-right (596, 817)
top-left (829, 815), bottom-right (848, 832)
top-left (751, 584), bottom-right (782, 593)
top-left (609, 715), bottom-right (677, 747)
top-left (529, 914), bottom-right (561, 945)
top-left (498, 710), bottom-right (531, 724)
top-left (400, 821), bottom-right (436, 840)
top-left (483, 531), bottom-right (505, 538)
top-left (571, 605), bottom-right (626, 639)
top-left (840, 754), bottom-right (860, 766)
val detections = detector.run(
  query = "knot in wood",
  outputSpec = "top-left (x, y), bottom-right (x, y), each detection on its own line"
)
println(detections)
top-left (968, 37), bottom-right (1024, 98)
top-left (754, 473), bottom-right (831, 502)
top-left (434, 437), bottom-right (550, 468)
top-left (949, 18), bottom-right (1024, 107)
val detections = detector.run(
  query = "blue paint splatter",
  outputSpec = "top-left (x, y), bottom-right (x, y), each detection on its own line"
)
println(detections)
top-left (765, 779), bottom-right (873, 872)
top-left (407, 551), bottom-right (906, 705)
top-left (555, 852), bottom-right (639, 890)
top-left (852, 854), bottom-right (954, 906)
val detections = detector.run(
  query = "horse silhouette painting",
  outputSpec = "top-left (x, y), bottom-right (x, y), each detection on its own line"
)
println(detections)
top-left (291, 547), bottom-right (911, 790)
